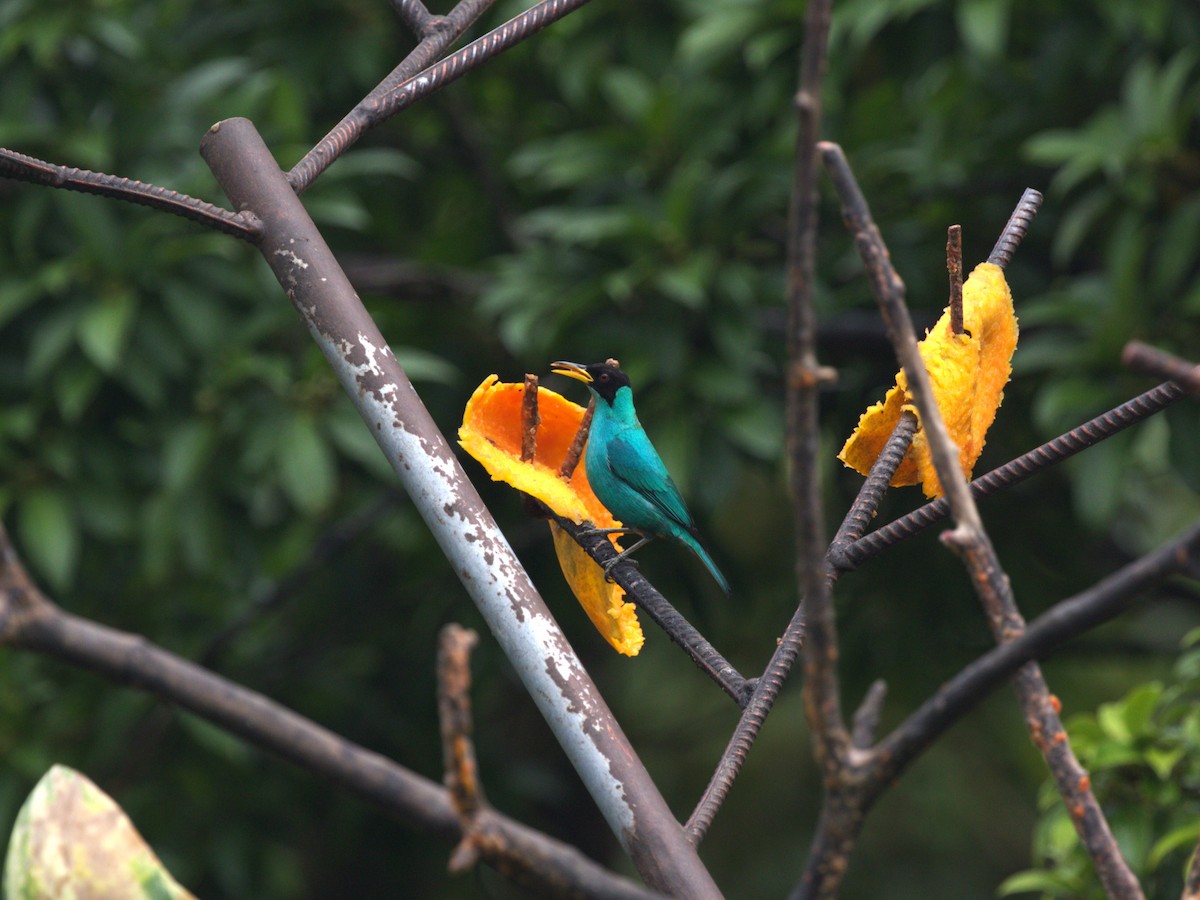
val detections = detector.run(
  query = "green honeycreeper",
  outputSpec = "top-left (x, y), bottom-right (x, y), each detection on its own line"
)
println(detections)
top-left (551, 360), bottom-right (731, 596)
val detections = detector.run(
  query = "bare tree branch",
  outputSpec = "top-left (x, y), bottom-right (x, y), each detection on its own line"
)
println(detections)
top-left (0, 524), bottom-right (661, 900)
top-left (874, 520), bottom-right (1200, 782)
top-left (819, 140), bottom-right (1143, 899)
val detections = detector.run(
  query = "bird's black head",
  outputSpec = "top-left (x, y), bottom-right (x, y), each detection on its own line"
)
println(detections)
top-left (551, 360), bottom-right (632, 404)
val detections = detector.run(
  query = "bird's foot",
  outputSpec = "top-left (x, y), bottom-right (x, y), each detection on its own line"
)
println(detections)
top-left (601, 554), bottom-right (639, 583)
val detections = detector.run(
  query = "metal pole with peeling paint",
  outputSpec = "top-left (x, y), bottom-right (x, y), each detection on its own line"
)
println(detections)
top-left (200, 117), bottom-right (721, 899)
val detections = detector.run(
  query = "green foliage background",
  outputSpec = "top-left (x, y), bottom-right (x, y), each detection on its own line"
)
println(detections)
top-left (1, 0), bottom-right (1198, 896)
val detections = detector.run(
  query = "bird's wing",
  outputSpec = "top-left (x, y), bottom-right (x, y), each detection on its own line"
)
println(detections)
top-left (606, 429), bottom-right (697, 533)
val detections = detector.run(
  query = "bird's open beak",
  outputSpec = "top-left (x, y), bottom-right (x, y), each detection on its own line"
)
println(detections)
top-left (551, 361), bottom-right (592, 384)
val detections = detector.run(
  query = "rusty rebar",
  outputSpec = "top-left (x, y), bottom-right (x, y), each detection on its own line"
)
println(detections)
top-left (833, 380), bottom-right (1187, 571)
top-left (988, 188), bottom-right (1043, 268)
top-left (0, 147), bottom-right (260, 240)
top-left (553, 515), bottom-right (750, 706)
top-left (828, 410), bottom-right (917, 557)
top-left (289, 0), bottom-right (595, 193)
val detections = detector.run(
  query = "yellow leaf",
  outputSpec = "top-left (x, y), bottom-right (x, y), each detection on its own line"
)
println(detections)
top-left (838, 262), bottom-right (1018, 498)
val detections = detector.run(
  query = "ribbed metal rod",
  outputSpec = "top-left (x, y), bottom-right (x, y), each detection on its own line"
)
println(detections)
top-left (835, 380), bottom-right (1187, 570)
top-left (988, 188), bottom-right (1043, 268)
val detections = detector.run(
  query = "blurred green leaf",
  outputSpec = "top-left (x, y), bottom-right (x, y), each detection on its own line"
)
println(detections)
top-left (162, 421), bottom-right (217, 494)
top-left (956, 0), bottom-right (1009, 60)
top-left (1147, 820), bottom-right (1200, 870)
top-left (677, 5), bottom-right (761, 65)
top-left (996, 868), bottom-right (1078, 896)
top-left (16, 486), bottom-right (78, 590)
top-left (77, 289), bottom-right (137, 372)
top-left (393, 346), bottom-right (459, 385)
top-left (276, 412), bottom-right (336, 515)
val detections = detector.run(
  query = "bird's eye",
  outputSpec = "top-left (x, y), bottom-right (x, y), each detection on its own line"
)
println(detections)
top-left (599, 373), bottom-right (609, 382)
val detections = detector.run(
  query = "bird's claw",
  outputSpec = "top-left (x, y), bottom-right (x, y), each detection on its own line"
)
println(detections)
top-left (601, 555), bottom-right (639, 583)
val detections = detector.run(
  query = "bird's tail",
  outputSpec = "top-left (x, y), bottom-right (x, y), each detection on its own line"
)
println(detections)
top-left (681, 531), bottom-right (731, 596)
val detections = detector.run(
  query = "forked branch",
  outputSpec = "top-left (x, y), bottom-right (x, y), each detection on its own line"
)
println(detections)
top-left (0, 524), bottom-right (660, 900)
top-left (817, 141), bottom-right (1143, 899)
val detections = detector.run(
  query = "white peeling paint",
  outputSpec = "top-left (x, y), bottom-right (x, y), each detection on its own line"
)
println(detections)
top-left (311, 328), bottom-right (635, 836)
top-left (273, 248), bottom-right (309, 269)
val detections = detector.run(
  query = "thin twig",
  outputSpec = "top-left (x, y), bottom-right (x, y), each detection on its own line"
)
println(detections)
top-left (1122, 341), bottom-right (1200, 393)
top-left (437, 624), bottom-right (487, 873)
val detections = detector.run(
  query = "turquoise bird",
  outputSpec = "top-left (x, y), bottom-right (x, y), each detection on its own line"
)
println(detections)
top-left (551, 360), bottom-right (731, 596)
